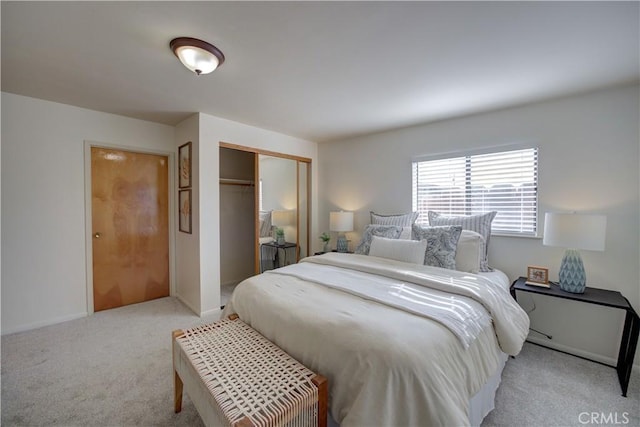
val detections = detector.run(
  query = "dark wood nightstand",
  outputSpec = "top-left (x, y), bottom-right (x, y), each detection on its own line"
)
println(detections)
top-left (260, 241), bottom-right (297, 272)
top-left (511, 276), bottom-right (639, 397)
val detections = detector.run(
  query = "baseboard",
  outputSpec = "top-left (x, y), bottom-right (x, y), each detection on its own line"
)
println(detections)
top-left (1, 311), bottom-right (88, 336)
top-left (175, 294), bottom-right (222, 319)
top-left (200, 307), bottom-right (222, 318)
top-left (526, 336), bottom-right (616, 365)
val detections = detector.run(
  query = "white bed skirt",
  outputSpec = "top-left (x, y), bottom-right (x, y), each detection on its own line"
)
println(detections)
top-left (469, 351), bottom-right (508, 426)
top-left (327, 351), bottom-right (508, 427)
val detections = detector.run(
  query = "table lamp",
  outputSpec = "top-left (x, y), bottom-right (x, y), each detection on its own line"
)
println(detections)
top-left (542, 212), bottom-right (606, 293)
top-left (330, 211), bottom-right (354, 253)
top-left (272, 210), bottom-right (293, 244)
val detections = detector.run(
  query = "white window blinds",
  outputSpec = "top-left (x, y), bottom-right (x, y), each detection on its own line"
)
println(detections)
top-left (412, 147), bottom-right (538, 236)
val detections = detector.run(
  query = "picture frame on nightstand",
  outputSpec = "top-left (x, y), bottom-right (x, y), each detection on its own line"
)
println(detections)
top-left (526, 265), bottom-right (550, 287)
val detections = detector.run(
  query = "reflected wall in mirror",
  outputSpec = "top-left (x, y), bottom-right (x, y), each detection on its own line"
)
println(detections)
top-left (259, 155), bottom-right (297, 245)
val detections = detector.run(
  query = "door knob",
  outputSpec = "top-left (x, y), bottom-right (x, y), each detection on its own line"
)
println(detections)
top-left (94, 232), bottom-right (101, 238)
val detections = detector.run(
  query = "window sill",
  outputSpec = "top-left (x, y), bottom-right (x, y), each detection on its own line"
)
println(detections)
top-left (492, 233), bottom-right (541, 239)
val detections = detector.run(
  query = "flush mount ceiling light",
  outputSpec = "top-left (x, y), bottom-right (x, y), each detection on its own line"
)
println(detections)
top-left (170, 37), bottom-right (225, 75)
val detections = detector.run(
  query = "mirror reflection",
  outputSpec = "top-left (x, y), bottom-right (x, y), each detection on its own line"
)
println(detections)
top-left (259, 155), bottom-right (298, 272)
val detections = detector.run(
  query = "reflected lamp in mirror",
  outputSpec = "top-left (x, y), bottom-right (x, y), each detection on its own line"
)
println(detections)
top-left (542, 212), bottom-right (606, 294)
top-left (330, 211), bottom-right (354, 253)
top-left (272, 210), bottom-right (294, 244)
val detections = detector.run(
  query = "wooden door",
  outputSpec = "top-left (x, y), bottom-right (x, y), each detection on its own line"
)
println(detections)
top-left (91, 147), bottom-right (169, 312)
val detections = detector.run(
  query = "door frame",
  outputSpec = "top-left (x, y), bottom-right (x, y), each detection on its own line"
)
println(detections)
top-left (83, 140), bottom-right (176, 315)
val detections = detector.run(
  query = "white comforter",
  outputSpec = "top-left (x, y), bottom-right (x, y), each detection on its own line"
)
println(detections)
top-left (222, 253), bottom-right (529, 426)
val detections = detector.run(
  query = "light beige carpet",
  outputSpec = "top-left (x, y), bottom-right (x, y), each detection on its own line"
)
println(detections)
top-left (2, 296), bottom-right (638, 426)
top-left (483, 341), bottom-right (639, 426)
top-left (1, 297), bottom-right (215, 426)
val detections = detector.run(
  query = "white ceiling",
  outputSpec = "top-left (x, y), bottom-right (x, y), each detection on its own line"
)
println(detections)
top-left (2, 1), bottom-right (638, 143)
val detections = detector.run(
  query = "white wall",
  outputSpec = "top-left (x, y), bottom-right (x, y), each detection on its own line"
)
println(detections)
top-left (1, 92), bottom-right (175, 334)
top-left (0, 94), bottom-right (318, 333)
top-left (318, 84), bottom-right (640, 366)
top-left (175, 115), bottom-right (201, 315)
top-left (182, 113), bottom-right (318, 316)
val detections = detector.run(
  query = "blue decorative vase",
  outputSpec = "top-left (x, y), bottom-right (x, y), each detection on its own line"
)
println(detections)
top-left (559, 249), bottom-right (586, 293)
top-left (336, 235), bottom-right (348, 253)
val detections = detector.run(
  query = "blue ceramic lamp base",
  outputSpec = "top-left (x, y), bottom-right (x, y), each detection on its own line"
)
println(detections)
top-left (336, 234), bottom-right (349, 253)
top-left (558, 248), bottom-right (586, 293)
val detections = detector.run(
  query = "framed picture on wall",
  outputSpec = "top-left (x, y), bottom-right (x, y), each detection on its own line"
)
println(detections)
top-left (178, 141), bottom-right (192, 188)
top-left (179, 189), bottom-right (192, 234)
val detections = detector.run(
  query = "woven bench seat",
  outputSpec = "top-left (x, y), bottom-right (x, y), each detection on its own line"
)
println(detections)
top-left (173, 314), bottom-right (328, 427)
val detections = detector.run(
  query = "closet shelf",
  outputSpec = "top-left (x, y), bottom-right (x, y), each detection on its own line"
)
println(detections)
top-left (220, 178), bottom-right (255, 186)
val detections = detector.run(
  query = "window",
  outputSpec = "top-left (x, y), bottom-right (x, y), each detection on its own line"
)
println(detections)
top-left (412, 147), bottom-right (538, 236)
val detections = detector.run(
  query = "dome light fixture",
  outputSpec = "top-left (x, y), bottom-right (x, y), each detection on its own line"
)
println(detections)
top-left (170, 37), bottom-right (225, 75)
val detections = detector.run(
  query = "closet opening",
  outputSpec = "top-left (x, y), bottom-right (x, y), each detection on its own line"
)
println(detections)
top-left (219, 142), bottom-right (311, 306)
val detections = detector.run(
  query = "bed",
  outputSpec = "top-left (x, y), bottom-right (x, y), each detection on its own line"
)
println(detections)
top-left (223, 216), bottom-right (530, 426)
top-left (223, 253), bottom-right (529, 426)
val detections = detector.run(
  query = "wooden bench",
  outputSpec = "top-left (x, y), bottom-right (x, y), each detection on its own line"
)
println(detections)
top-left (173, 314), bottom-right (328, 427)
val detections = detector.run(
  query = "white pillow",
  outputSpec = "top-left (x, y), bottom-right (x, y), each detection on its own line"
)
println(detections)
top-left (455, 230), bottom-right (485, 273)
top-left (369, 235), bottom-right (428, 265)
top-left (399, 226), bottom-right (412, 240)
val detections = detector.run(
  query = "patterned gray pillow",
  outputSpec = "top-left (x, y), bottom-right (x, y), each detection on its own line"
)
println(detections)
top-left (370, 211), bottom-right (419, 227)
top-left (411, 224), bottom-right (463, 270)
top-left (354, 225), bottom-right (403, 255)
top-left (428, 211), bottom-right (497, 272)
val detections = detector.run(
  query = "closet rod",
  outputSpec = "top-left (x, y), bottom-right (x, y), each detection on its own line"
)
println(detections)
top-left (219, 178), bottom-right (255, 186)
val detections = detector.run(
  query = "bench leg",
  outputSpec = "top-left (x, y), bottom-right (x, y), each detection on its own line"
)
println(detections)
top-left (312, 375), bottom-right (328, 427)
top-left (172, 329), bottom-right (185, 413)
top-left (174, 370), bottom-right (184, 413)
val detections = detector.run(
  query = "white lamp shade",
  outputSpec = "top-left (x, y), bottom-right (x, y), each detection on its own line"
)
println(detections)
top-left (543, 213), bottom-right (606, 251)
top-left (272, 210), bottom-right (294, 227)
top-left (330, 211), bottom-right (354, 232)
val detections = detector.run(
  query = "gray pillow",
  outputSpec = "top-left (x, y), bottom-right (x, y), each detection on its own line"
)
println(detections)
top-left (411, 224), bottom-right (463, 270)
top-left (354, 225), bottom-right (403, 255)
top-left (370, 211), bottom-right (419, 227)
top-left (428, 211), bottom-right (497, 272)
top-left (259, 210), bottom-right (272, 238)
